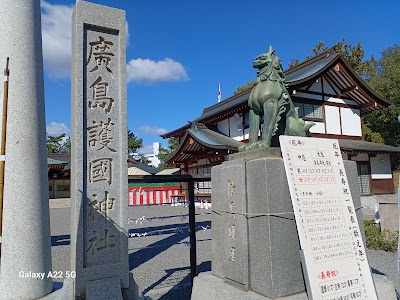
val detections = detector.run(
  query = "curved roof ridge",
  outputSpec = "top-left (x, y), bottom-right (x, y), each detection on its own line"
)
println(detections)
top-left (284, 47), bottom-right (337, 75)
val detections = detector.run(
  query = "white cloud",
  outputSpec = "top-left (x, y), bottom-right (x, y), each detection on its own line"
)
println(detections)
top-left (127, 58), bottom-right (189, 83)
top-left (41, 1), bottom-right (73, 79)
top-left (46, 122), bottom-right (69, 136)
top-left (139, 125), bottom-right (167, 135)
top-left (41, 1), bottom-right (131, 79)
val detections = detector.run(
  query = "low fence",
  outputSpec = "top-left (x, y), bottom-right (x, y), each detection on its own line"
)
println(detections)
top-left (128, 182), bottom-right (180, 206)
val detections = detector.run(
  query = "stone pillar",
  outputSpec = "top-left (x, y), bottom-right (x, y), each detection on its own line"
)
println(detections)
top-left (71, 1), bottom-right (128, 298)
top-left (0, 1), bottom-right (53, 299)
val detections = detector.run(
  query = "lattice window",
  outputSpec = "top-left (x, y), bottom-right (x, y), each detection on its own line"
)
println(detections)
top-left (294, 102), bottom-right (323, 120)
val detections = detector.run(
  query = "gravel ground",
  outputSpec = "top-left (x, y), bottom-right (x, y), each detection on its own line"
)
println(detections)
top-left (49, 203), bottom-right (399, 300)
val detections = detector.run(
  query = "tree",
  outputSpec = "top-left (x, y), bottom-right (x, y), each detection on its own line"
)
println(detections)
top-left (362, 45), bottom-right (400, 147)
top-left (58, 137), bottom-right (71, 153)
top-left (47, 133), bottom-right (67, 153)
top-left (157, 138), bottom-right (179, 169)
top-left (362, 123), bottom-right (384, 144)
top-left (363, 45), bottom-right (400, 105)
top-left (128, 130), bottom-right (143, 154)
top-left (333, 39), bottom-right (365, 75)
top-left (237, 39), bottom-right (365, 92)
top-left (289, 39), bottom-right (365, 74)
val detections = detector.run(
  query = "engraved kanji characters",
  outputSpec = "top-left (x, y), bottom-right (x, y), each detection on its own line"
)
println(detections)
top-left (87, 118), bottom-right (116, 152)
top-left (227, 180), bottom-right (235, 197)
top-left (87, 36), bottom-right (114, 75)
top-left (228, 224), bottom-right (236, 240)
top-left (86, 228), bottom-right (116, 255)
top-left (90, 158), bottom-right (112, 184)
top-left (89, 76), bottom-right (114, 114)
top-left (88, 191), bottom-right (116, 222)
top-left (229, 247), bottom-right (236, 262)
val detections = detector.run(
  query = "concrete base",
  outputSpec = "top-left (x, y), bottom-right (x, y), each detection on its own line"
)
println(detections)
top-left (191, 272), bottom-right (308, 300)
top-left (373, 273), bottom-right (397, 300)
top-left (191, 272), bottom-right (397, 300)
top-left (39, 273), bottom-right (145, 300)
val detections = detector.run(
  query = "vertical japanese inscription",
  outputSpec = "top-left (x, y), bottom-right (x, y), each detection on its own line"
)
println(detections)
top-left (227, 179), bottom-right (236, 263)
top-left (221, 162), bottom-right (249, 288)
top-left (84, 28), bottom-right (121, 267)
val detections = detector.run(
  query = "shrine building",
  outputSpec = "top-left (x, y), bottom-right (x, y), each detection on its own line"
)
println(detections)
top-left (162, 48), bottom-right (400, 196)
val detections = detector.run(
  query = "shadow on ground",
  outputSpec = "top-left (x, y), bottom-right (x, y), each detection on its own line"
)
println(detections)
top-left (128, 220), bottom-right (211, 270)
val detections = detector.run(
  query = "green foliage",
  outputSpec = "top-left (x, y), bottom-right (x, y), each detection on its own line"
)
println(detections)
top-left (364, 220), bottom-right (399, 252)
top-left (59, 137), bottom-right (71, 153)
top-left (363, 45), bottom-right (400, 105)
top-left (47, 133), bottom-right (70, 153)
top-left (289, 39), bottom-right (365, 74)
top-left (363, 105), bottom-right (400, 147)
top-left (362, 45), bottom-right (400, 148)
top-left (333, 39), bottom-right (365, 75)
top-left (362, 123), bottom-right (384, 144)
top-left (158, 138), bottom-right (179, 169)
top-left (128, 130), bottom-right (143, 154)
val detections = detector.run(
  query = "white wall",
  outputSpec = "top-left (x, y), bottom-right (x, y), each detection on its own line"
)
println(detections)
top-left (229, 115), bottom-right (243, 140)
top-left (217, 119), bottom-right (229, 136)
top-left (309, 121), bottom-right (325, 134)
top-left (370, 154), bottom-right (392, 179)
top-left (340, 107), bottom-right (362, 137)
top-left (325, 106), bottom-right (341, 135)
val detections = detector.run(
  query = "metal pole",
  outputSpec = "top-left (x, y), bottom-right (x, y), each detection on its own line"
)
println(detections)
top-left (0, 57), bottom-right (9, 256)
top-left (188, 180), bottom-right (197, 285)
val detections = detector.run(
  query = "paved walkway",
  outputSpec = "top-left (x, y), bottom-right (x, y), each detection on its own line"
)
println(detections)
top-left (49, 198), bottom-right (71, 209)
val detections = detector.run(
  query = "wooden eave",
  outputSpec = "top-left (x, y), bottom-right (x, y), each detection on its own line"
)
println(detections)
top-left (161, 123), bottom-right (190, 139)
top-left (165, 129), bottom-right (239, 165)
top-left (287, 51), bottom-right (390, 112)
top-left (163, 48), bottom-right (391, 139)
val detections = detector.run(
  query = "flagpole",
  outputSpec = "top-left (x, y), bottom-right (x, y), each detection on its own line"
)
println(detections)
top-left (218, 83), bottom-right (221, 103)
top-left (0, 57), bottom-right (10, 256)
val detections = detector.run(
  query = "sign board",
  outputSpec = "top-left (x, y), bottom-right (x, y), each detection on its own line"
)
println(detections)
top-left (280, 136), bottom-right (377, 300)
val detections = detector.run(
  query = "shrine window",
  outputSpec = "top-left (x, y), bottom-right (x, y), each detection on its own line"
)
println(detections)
top-left (294, 102), bottom-right (323, 121)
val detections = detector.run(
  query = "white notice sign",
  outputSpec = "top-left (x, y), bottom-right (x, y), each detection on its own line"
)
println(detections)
top-left (280, 136), bottom-right (377, 300)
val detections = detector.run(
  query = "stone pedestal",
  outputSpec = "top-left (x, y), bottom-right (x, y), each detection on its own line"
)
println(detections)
top-left (193, 150), bottom-right (397, 299)
top-left (376, 195), bottom-right (399, 231)
top-left (211, 154), bottom-right (305, 298)
top-left (0, 1), bottom-right (53, 299)
top-left (246, 157), bottom-right (304, 297)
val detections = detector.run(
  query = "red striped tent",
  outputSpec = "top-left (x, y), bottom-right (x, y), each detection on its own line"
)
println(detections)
top-left (128, 182), bottom-right (181, 206)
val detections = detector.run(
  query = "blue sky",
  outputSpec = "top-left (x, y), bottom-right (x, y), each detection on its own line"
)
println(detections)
top-left (42, 0), bottom-right (400, 154)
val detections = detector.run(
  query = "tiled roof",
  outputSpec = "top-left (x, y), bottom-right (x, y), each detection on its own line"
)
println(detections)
top-left (285, 52), bottom-right (339, 83)
top-left (163, 49), bottom-right (390, 139)
top-left (339, 140), bottom-right (400, 154)
top-left (47, 158), bottom-right (68, 165)
top-left (165, 123), bottom-right (242, 164)
top-left (188, 123), bottom-right (243, 149)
